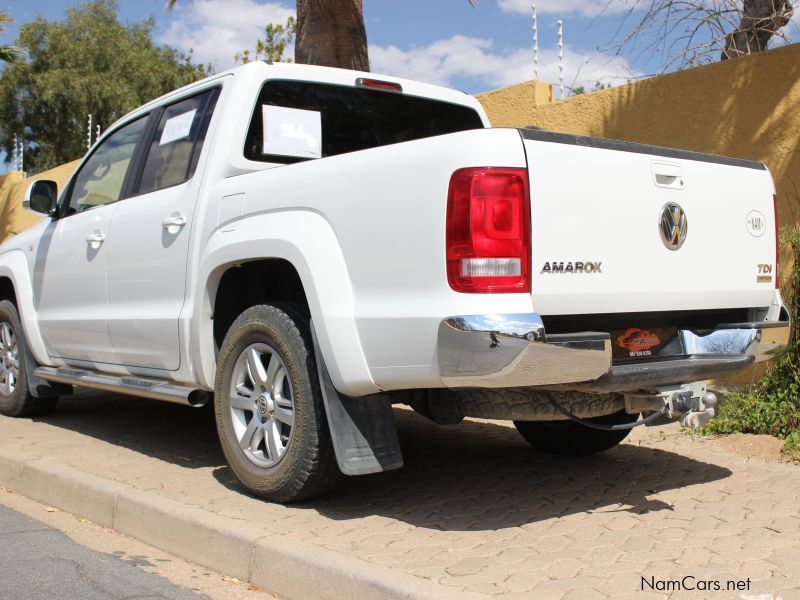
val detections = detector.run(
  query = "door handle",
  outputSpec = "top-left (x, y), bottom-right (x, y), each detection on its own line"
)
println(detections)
top-left (86, 231), bottom-right (106, 249)
top-left (162, 213), bottom-right (187, 232)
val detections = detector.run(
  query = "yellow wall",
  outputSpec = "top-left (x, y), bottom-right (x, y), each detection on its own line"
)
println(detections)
top-left (0, 160), bottom-right (80, 243)
top-left (478, 45), bottom-right (800, 387)
top-left (478, 80), bottom-right (553, 122)
top-left (477, 43), bottom-right (800, 228)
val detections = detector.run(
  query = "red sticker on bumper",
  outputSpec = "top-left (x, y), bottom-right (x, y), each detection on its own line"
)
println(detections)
top-left (617, 328), bottom-right (661, 356)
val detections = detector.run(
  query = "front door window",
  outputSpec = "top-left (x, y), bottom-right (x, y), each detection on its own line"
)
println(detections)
top-left (66, 116), bottom-right (148, 215)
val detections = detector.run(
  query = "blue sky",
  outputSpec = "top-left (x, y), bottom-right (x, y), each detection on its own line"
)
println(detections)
top-left (2, 1), bottom-right (798, 93)
top-left (0, 1), bottom-right (702, 94)
top-left (1, 0), bottom-right (798, 171)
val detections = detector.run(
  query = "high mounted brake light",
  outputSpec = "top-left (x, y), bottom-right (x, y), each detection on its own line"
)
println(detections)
top-left (446, 167), bottom-right (531, 293)
top-left (355, 78), bottom-right (403, 93)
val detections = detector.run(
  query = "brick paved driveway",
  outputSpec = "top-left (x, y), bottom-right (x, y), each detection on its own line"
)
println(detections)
top-left (0, 390), bottom-right (798, 599)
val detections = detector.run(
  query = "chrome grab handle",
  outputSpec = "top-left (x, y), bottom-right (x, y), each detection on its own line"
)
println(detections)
top-left (162, 213), bottom-right (187, 229)
top-left (85, 231), bottom-right (106, 246)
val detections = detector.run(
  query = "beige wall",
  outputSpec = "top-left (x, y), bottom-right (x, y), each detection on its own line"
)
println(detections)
top-left (477, 43), bottom-right (800, 228)
top-left (0, 160), bottom-right (80, 243)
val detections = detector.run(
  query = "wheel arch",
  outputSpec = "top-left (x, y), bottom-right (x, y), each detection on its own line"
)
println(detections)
top-left (0, 276), bottom-right (17, 306)
top-left (192, 211), bottom-right (377, 397)
top-left (212, 258), bottom-right (310, 349)
top-left (0, 251), bottom-right (50, 366)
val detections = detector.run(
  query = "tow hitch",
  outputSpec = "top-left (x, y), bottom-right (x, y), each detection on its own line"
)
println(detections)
top-left (624, 384), bottom-right (718, 429)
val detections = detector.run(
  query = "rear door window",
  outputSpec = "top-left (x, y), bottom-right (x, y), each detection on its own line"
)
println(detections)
top-left (136, 88), bottom-right (219, 195)
top-left (244, 80), bottom-right (484, 164)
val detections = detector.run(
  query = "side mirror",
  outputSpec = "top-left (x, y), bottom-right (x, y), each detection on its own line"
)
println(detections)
top-left (23, 180), bottom-right (58, 215)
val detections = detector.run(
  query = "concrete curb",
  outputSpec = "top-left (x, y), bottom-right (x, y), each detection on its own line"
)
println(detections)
top-left (0, 445), bottom-right (482, 600)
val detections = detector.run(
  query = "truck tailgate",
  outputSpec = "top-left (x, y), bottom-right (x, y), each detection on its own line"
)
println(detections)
top-left (522, 130), bottom-right (778, 316)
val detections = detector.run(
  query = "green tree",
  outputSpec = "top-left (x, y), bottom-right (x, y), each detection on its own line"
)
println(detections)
top-left (571, 81), bottom-right (611, 97)
top-left (0, 10), bottom-right (20, 63)
top-left (235, 16), bottom-right (296, 64)
top-left (0, 0), bottom-right (209, 172)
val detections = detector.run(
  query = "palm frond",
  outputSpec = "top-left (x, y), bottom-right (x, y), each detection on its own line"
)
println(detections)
top-left (0, 44), bottom-right (19, 63)
top-left (0, 9), bottom-right (19, 62)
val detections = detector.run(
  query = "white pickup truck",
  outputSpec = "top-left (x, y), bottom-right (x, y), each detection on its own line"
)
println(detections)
top-left (0, 62), bottom-right (790, 501)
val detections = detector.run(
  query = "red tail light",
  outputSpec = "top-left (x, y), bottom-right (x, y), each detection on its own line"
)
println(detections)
top-left (774, 193), bottom-right (780, 289)
top-left (446, 167), bottom-right (531, 293)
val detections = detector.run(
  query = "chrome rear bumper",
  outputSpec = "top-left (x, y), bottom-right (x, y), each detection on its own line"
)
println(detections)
top-left (436, 307), bottom-right (791, 390)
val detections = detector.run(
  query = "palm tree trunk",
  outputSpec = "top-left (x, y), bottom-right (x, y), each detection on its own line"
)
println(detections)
top-left (295, 0), bottom-right (369, 71)
top-left (721, 0), bottom-right (793, 59)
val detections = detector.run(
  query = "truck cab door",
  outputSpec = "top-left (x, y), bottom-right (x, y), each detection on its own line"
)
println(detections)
top-left (35, 116), bottom-right (149, 364)
top-left (105, 88), bottom-right (219, 370)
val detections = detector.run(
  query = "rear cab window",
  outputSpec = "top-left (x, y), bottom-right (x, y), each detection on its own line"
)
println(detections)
top-left (244, 80), bottom-right (484, 164)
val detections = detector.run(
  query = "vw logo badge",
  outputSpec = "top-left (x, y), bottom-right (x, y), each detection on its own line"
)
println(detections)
top-left (257, 395), bottom-right (269, 416)
top-left (659, 202), bottom-right (688, 251)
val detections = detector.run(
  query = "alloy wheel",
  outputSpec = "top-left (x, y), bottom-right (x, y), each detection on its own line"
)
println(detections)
top-left (229, 343), bottom-right (295, 467)
top-left (0, 321), bottom-right (18, 397)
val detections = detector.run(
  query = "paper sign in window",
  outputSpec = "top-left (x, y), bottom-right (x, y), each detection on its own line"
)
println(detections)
top-left (160, 109), bottom-right (197, 146)
top-left (262, 105), bottom-right (322, 159)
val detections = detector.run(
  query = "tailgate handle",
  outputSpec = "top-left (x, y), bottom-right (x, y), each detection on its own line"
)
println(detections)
top-left (652, 161), bottom-right (684, 190)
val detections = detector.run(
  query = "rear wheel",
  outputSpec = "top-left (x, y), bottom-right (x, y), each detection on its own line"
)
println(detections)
top-left (214, 304), bottom-right (338, 502)
top-left (0, 300), bottom-right (58, 418)
top-left (514, 409), bottom-right (639, 456)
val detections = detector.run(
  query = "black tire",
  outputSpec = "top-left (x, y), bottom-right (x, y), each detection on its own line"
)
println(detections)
top-left (214, 304), bottom-right (339, 502)
top-left (513, 409), bottom-right (639, 456)
top-left (0, 300), bottom-right (58, 418)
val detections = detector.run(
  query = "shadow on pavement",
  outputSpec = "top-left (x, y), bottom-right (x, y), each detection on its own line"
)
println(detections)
top-left (34, 389), bottom-right (223, 469)
top-left (290, 409), bottom-right (731, 531)
top-left (38, 390), bottom-right (731, 531)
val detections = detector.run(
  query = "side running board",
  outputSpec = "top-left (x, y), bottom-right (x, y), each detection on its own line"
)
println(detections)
top-left (33, 367), bottom-right (209, 407)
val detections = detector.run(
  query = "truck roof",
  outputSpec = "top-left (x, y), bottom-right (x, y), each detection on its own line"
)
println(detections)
top-left (107, 61), bottom-right (487, 135)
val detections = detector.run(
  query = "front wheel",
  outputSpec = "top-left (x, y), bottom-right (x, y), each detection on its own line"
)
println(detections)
top-left (0, 300), bottom-right (58, 418)
top-left (214, 304), bottom-right (339, 502)
top-left (514, 409), bottom-right (639, 456)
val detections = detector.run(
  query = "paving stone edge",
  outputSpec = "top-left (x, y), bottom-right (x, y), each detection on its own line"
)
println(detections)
top-left (0, 444), bottom-right (483, 600)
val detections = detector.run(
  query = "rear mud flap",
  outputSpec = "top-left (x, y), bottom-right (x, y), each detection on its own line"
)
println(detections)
top-left (310, 322), bottom-right (404, 476)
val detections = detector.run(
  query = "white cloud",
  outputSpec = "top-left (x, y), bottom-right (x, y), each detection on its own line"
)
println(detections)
top-left (159, 0), bottom-right (294, 70)
top-left (160, 2), bottom-right (639, 94)
top-left (498, 0), bottom-right (633, 18)
top-left (370, 34), bottom-right (639, 93)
